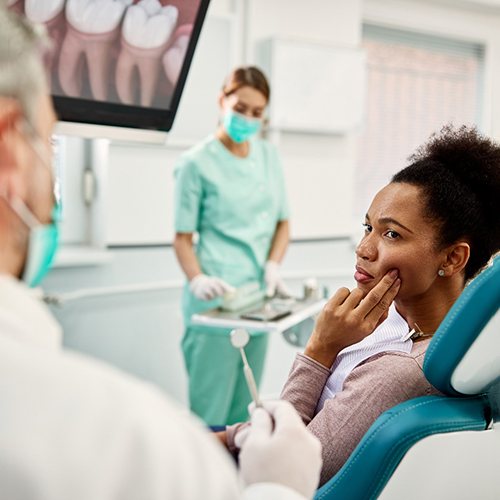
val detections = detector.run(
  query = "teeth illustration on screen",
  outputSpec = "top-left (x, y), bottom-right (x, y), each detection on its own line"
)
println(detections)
top-left (122, 1), bottom-right (178, 49)
top-left (25, 0), bottom-right (66, 23)
top-left (58, 0), bottom-right (132, 100)
top-left (163, 29), bottom-right (190, 86)
top-left (24, 0), bottom-right (67, 87)
top-left (116, 0), bottom-right (178, 106)
top-left (66, 0), bottom-right (132, 34)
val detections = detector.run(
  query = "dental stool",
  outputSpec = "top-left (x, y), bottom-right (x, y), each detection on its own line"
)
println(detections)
top-left (315, 255), bottom-right (500, 500)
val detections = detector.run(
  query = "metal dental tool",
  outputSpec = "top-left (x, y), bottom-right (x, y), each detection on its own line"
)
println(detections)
top-left (230, 329), bottom-right (262, 408)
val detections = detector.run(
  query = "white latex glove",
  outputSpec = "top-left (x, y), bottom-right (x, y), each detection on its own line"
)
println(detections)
top-left (234, 424), bottom-right (251, 450)
top-left (189, 274), bottom-right (235, 301)
top-left (239, 400), bottom-right (322, 499)
top-left (264, 260), bottom-right (290, 298)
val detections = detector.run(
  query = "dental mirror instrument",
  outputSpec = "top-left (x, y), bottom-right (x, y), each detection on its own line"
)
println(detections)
top-left (230, 329), bottom-right (262, 408)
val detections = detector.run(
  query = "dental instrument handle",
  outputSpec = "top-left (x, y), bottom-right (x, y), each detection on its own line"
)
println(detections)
top-left (244, 365), bottom-right (262, 408)
top-left (240, 347), bottom-right (262, 408)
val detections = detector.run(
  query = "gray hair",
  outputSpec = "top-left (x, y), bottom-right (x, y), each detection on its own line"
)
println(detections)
top-left (0, 3), bottom-right (49, 126)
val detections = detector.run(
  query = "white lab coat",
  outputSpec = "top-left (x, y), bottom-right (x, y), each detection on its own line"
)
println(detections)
top-left (0, 275), bottom-right (305, 500)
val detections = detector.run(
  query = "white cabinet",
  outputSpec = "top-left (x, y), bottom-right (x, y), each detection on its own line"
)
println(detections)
top-left (258, 38), bottom-right (366, 134)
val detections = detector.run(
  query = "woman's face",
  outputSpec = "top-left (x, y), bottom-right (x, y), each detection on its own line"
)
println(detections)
top-left (220, 85), bottom-right (267, 119)
top-left (355, 182), bottom-right (445, 300)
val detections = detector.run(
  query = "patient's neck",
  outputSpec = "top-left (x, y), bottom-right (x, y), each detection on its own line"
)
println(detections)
top-left (395, 280), bottom-right (464, 335)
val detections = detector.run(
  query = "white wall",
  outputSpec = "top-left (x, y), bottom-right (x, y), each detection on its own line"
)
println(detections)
top-left (245, 0), bottom-right (361, 49)
top-left (44, 0), bottom-right (500, 408)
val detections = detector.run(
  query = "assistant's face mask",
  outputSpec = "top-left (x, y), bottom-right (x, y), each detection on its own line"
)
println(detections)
top-left (223, 110), bottom-right (262, 144)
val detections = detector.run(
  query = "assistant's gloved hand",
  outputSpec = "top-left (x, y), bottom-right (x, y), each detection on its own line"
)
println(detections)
top-left (239, 400), bottom-right (322, 499)
top-left (264, 260), bottom-right (290, 298)
top-left (189, 274), bottom-right (235, 301)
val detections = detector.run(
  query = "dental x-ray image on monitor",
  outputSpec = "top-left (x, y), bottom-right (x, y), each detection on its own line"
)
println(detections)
top-left (8, 0), bottom-right (209, 133)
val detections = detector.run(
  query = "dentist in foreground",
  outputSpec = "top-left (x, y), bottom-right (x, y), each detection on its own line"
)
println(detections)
top-left (0, 7), bottom-right (321, 500)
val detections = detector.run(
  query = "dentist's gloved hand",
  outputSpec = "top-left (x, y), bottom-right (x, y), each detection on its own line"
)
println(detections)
top-left (264, 260), bottom-right (290, 298)
top-left (189, 274), bottom-right (235, 301)
top-left (239, 400), bottom-right (322, 499)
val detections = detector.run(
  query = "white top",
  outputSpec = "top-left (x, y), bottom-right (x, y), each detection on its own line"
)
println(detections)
top-left (0, 274), bottom-right (305, 500)
top-left (316, 303), bottom-right (412, 412)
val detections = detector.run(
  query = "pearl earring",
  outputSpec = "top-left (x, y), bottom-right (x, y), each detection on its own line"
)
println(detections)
top-left (438, 269), bottom-right (445, 277)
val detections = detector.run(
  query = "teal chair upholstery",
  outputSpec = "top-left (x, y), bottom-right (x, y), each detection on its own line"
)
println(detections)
top-left (315, 255), bottom-right (500, 500)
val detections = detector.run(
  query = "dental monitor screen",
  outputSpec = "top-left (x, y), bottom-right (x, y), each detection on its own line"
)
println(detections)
top-left (8, 0), bottom-right (209, 133)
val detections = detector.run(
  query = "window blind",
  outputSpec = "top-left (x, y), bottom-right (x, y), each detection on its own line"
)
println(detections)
top-left (354, 25), bottom-right (484, 218)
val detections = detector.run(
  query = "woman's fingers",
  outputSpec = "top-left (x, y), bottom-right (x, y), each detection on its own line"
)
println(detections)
top-left (328, 287), bottom-right (351, 308)
top-left (355, 269), bottom-right (399, 318)
top-left (340, 287), bottom-right (365, 310)
top-left (364, 277), bottom-right (401, 324)
top-left (305, 271), bottom-right (401, 367)
top-left (374, 309), bottom-right (390, 330)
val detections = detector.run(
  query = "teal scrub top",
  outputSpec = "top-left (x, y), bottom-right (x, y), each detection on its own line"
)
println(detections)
top-left (174, 135), bottom-right (289, 323)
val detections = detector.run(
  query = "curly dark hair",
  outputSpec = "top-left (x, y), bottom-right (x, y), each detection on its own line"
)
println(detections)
top-left (392, 125), bottom-right (500, 281)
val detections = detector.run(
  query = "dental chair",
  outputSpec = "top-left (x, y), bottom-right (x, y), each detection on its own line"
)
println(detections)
top-left (315, 255), bottom-right (500, 500)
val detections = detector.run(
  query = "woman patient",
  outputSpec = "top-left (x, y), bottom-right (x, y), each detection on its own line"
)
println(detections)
top-left (221, 125), bottom-right (500, 486)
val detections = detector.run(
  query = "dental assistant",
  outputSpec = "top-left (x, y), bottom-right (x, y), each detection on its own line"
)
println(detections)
top-left (174, 66), bottom-right (290, 425)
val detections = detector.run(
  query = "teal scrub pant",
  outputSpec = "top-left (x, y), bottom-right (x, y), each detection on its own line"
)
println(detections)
top-left (182, 326), bottom-right (268, 426)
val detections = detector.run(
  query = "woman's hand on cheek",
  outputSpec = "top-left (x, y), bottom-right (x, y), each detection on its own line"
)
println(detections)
top-left (304, 269), bottom-right (401, 368)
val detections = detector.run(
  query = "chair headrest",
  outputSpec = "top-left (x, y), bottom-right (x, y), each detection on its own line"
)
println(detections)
top-left (424, 255), bottom-right (500, 396)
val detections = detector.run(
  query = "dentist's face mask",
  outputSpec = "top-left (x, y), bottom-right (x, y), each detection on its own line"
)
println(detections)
top-left (223, 110), bottom-right (262, 144)
top-left (15, 199), bottom-right (60, 288)
top-left (3, 122), bottom-right (60, 287)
